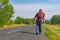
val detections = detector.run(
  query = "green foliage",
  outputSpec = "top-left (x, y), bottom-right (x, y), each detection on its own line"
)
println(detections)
top-left (44, 20), bottom-right (51, 24)
top-left (51, 15), bottom-right (60, 24)
top-left (14, 16), bottom-right (24, 24)
top-left (14, 16), bottom-right (35, 24)
top-left (0, 0), bottom-right (14, 27)
top-left (0, 0), bottom-right (9, 4)
top-left (9, 20), bottom-right (14, 25)
top-left (23, 19), bottom-right (35, 24)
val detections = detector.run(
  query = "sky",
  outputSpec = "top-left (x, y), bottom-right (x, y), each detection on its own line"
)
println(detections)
top-left (10, 0), bottom-right (60, 19)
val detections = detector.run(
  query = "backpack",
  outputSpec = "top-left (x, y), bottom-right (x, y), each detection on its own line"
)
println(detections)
top-left (37, 13), bottom-right (42, 18)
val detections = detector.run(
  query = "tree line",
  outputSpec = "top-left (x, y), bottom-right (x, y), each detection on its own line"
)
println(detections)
top-left (8, 14), bottom-right (60, 27)
top-left (10, 16), bottom-right (35, 25)
top-left (45, 15), bottom-right (60, 24)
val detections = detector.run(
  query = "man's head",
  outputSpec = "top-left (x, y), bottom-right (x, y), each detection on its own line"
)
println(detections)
top-left (39, 9), bottom-right (42, 13)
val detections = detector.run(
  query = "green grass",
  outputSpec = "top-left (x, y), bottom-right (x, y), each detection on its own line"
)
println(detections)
top-left (43, 24), bottom-right (60, 40)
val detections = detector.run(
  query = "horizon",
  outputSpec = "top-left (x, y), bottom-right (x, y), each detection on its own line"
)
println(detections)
top-left (10, 0), bottom-right (60, 19)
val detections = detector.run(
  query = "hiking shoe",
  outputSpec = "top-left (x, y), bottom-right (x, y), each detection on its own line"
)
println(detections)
top-left (36, 33), bottom-right (39, 35)
top-left (39, 32), bottom-right (41, 34)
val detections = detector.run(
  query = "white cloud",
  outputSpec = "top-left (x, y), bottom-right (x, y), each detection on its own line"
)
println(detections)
top-left (12, 4), bottom-right (60, 19)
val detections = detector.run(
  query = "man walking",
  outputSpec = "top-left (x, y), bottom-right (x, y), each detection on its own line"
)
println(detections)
top-left (34, 9), bottom-right (45, 35)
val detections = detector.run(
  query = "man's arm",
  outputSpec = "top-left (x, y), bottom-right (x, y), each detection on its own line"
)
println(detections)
top-left (34, 15), bottom-right (36, 20)
top-left (34, 16), bottom-right (36, 19)
top-left (34, 13), bottom-right (38, 20)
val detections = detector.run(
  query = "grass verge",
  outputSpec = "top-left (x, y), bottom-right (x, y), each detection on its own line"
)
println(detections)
top-left (43, 24), bottom-right (60, 40)
top-left (0, 24), bottom-right (28, 30)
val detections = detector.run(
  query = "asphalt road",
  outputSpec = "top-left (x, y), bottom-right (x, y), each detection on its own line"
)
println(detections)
top-left (0, 25), bottom-right (48, 40)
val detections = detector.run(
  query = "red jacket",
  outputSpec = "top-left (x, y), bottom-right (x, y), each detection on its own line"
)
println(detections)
top-left (35, 12), bottom-right (45, 22)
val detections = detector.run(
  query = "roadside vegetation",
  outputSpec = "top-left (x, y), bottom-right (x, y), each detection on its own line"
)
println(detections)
top-left (43, 24), bottom-right (60, 40)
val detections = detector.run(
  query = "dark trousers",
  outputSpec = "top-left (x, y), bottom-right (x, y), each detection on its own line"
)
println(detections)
top-left (36, 21), bottom-right (42, 33)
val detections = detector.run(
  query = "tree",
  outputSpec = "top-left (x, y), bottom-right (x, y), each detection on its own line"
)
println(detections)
top-left (51, 15), bottom-right (60, 24)
top-left (44, 20), bottom-right (51, 24)
top-left (14, 16), bottom-right (24, 24)
top-left (0, 0), bottom-right (14, 27)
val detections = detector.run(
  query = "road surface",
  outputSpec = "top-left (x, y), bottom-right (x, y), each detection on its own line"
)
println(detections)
top-left (0, 25), bottom-right (48, 40)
